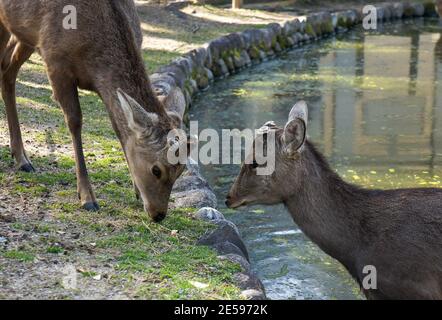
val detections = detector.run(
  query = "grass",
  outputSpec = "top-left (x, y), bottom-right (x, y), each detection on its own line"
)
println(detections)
top-left (2, 250), bottom-right (35, 263)
top-left (0, 4), bottom-right (265, 299)
top-left (136, 3), bottom-right (287, 71)
top-left (142, 50), bottom-right (182, 73)
top-left (0, 123), bottom-right (242, 298)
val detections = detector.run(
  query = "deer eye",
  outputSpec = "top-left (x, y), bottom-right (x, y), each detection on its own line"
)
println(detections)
top-left (152, 165), bottom-right (162, 179)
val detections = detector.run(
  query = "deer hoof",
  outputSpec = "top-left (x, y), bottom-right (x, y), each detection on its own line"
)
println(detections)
top-left (82, 202), bottom-right (100, 211)
top-left (19, 163), bottom-right (35, 173)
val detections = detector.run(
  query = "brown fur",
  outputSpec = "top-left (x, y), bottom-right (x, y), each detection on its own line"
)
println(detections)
top-left (227, 102), bottom-right (442, 299)
top-left (0, 0), bottom-right (185, 221)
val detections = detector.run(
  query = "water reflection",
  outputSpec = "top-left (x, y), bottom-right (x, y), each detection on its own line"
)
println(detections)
top-left (318, 24), bottom-right (441, 174)
top-left (190, 19), bottom-right (442, 300)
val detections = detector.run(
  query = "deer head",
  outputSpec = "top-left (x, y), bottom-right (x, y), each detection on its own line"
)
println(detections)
top-left (117, 89), bottom-right (189, 222)
top-left (226, 101), bottom-right (308, 209)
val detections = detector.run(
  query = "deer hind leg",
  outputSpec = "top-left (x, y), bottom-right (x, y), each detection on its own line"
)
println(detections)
top-left (47, 68), bottom-right (99, 211)
top-left (0, 36), bottom-right (35, 172)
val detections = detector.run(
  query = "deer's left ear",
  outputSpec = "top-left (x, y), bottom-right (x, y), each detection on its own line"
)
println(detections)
top-left (283, 101), bottom-right (308, 155)
top-left (116, 88), bottom-right (159, 137)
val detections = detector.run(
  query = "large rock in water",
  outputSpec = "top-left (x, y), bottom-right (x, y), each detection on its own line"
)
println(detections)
top-left (212, 241), bottom-right (247, 259)
top-left (234, 272), bottom-right (266, 293)
top-left (170, 160), bottom-right (217, 209)
top-left (218, 253), bottom-right (251, 273)
top-left (198, 220), bottom-right (249, 261)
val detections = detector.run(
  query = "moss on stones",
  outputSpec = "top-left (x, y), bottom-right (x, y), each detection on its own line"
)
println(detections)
top-left (337, 15), bottom-right (348, 28)
top-left (248, 45), bottom-right (260, 60)
top-left (277, 34), bottom-right (289, 49)
top-left (305, 23), bottom-right (316, 38)
top-left (403, 4), bottom-right (415, 18)
top-left (322, 20), bottom-right (334, 34)
top-left (423, 1), bottom-right (437, 16)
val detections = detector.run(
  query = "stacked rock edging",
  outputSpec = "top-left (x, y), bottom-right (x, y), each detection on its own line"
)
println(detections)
top-left (151, 1), bottom-right (437, 113)
top-left (158, 1), bottom-right (439, 300)
top-left (197, 207), bottom-right (266, 300)
top-left (169, 162), bottom-right (266, 300)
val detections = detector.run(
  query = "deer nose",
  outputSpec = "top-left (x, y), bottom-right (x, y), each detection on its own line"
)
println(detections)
top-left (152, 212), bottom-right (166, 223)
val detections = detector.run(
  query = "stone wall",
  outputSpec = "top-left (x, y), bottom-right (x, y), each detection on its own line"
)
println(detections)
top-left (157, 1), bottom-right (439, 300)
top-left (168, 159), bottom-right (266, 299)
top-left (152, 1), bottom-right (438, 111)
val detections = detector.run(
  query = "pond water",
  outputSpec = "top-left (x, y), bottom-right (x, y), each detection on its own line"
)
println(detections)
top-left (190, 19), bottom-right (442, 300)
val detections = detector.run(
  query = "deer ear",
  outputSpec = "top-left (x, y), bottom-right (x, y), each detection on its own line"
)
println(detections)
top-left (163, 88), bottom-right (186, 120)
top-left (283, 101), bottom-right (308, 155)
top-left (116, 88), bottom-right (159, 136)
top-left (288, 100), bottom-right (308, 123)
top-left (283, 118), bottom-right (306, 155)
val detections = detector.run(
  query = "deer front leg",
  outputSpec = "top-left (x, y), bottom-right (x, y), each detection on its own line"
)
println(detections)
top-left (1, 40), bottom-right (35, 172)
top-left (48, 72), bottom-right (99, 211)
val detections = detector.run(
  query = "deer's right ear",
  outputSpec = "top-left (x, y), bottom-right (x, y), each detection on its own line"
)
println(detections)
top-left (283, 118), bottom-right (306, 155)
top-left (288, 101), bottom-right (308, 123)
top-left (283, 101), bottom-right (308, 155)
top-left (117, 88), bottom-right (159, 136)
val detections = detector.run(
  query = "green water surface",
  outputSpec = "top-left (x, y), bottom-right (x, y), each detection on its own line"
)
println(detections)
top-left (190, 18), bottom-right (442, 300)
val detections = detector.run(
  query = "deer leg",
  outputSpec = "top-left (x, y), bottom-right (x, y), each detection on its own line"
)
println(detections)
top-left (48, 71), bottom-right (99, 211)
top-left (1, 40), bottom-right (35, 172)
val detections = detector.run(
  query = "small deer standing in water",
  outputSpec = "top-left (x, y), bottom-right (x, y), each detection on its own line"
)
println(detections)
top-left (226, 101), bottom-right (442, 299)
top-left (0, 0), bottom-right (188, 221)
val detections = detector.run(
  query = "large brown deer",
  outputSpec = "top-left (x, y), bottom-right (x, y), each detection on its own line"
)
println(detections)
top-left (226, 101), bottom-right (442, 299)
top-left (0, 0), bottom-right (188, 222)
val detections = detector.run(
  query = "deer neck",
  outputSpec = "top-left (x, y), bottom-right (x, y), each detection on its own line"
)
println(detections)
top-left (92, 0), bottom-right (168, 144)
top-left (95, 62), bottom-right (167, 145)
top-left (283, 142), bottom-right (369, 275)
